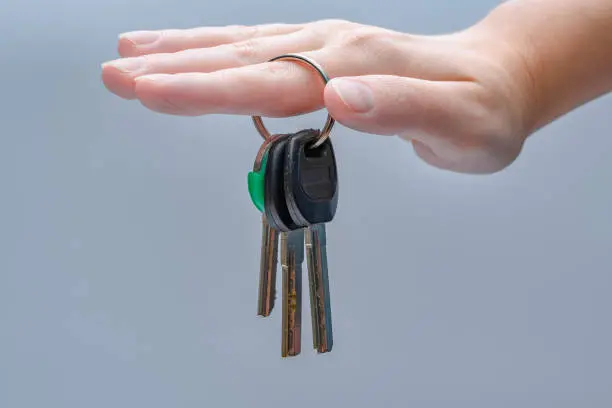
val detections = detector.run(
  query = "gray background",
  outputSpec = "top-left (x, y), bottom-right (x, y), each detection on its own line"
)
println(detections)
top-left (1, 0), bottom-right (611, 407)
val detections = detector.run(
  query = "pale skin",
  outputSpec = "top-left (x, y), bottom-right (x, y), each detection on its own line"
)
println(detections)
top-left (101, 0), bottom-right (612, 174)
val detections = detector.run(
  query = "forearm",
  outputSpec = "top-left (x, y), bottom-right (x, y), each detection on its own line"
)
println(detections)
top-left (473, 0), bottom-right (612, 134)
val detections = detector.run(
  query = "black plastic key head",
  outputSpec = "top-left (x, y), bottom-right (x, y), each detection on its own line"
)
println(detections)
top-left (264, 135), bottom-right (300, 232)
top-left (285, 129), bottom-right (339, 226)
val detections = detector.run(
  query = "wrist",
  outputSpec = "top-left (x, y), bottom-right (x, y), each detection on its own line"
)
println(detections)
top-left (468, 0), bottom-right (612, 134)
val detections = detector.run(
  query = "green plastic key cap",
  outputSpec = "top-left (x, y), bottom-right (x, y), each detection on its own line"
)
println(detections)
top-left (247, 151), bottom-right (268, 212)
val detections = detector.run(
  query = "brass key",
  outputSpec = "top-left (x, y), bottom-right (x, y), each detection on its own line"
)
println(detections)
top-left (280, 229), bottom-right (304, 357)
top-left (257, 216), bottom-right (278, 317)
top-left (305, 224), bottom-right (333, 353)
top-left (251, 135), bottom-right (283, 317)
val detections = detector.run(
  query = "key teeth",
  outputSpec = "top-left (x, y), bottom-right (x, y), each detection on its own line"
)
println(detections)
top-left (257, 216), bottom-right (279, 318)
top-left (305, 224), bottom-right (334, 357)
top-left (280, 230), bottom-right (304, 359)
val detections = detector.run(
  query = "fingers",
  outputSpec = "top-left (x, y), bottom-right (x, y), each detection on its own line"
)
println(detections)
top-left (121, 41), bottom-right (419, 115)
top-left (103, 30), bottom-right (322, 100)
top-left (131, 47), bottom-right (348, 117)
top-left (118, 23), bottom-right (304, 57)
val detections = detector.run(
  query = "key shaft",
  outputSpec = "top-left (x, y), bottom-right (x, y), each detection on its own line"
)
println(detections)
top-left (257, 215), bottom-right (279, 317)
top-left (280, 229), bottom-right (304, 357)
top-left (305, 224), bottom-right (333, 353)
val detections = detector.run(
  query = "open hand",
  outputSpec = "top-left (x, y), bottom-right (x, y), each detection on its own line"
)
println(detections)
top-left (101, 19), bottom-right (534, 173)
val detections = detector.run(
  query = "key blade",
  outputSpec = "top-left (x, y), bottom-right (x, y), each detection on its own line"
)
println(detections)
top-left (281, 230), bottom-right (304, 357)
top-left (305, 224), bottom-right (333, 353)
top-left (258, 215), bottom-right (279, 317)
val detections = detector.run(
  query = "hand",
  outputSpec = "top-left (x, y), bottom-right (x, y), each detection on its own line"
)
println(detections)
top-left (101, 19), bottom-right (535, 173)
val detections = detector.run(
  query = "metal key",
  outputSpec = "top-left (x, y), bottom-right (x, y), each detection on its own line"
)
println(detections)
top-left (249, 52), bottom-right (341, 358)
top-left (250, 128), bottom-right (337, 357)
top-left (257, 216), bottom-right (278, 316)
top-left (249, 135), bottom-right (283, 317)
top-left (280, 229), bottom-right (304, 357)
top-left (282, 130), bottom-right (338, 354)
top-left (305, 224), bottom-right (333, 353)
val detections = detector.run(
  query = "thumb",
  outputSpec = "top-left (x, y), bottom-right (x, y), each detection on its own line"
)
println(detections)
top-left (324, 75), bottom-right (522, 173)
top-left (323, 75), bottom-right (478, 139)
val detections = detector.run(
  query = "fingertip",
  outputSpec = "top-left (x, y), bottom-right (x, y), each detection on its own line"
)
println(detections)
top-left (117, 36), bottom-right (141, 57)
top-left (118, 31), bottom-right (161, 57)
top-left (323, 80), bottom-right (352, 121)
top-left (101, 63), bottom-right (137, 99)
top-left (323, 78), bottom-right (396, 136)
top-left (323, 78), bottom-right (372, 127)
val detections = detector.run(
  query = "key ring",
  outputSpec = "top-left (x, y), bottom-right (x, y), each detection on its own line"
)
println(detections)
top-left (251, 53), bottom-right (335, 149)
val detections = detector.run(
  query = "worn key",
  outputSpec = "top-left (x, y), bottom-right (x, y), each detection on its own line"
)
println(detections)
top-left (305, 224), bottom-right (333, 353)
top-left (257, 216), bottom-right (278, 316)
top-left (280, 229), bottom-right (304, 357)
top-left (263, 132), bottom-right (306, 357)
top-left (248, 135), bottom-right (284, 317)
top-left (283, 129), bottom-right (338, 354)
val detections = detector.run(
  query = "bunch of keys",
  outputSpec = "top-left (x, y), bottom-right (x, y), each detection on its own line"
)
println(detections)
top-left (247, 54), bottom-right (338, 358)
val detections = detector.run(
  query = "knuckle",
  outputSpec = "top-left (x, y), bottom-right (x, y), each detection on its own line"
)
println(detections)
top-left (261, 61), bottom-right (293, 77)
top-left (316, 18), bottom-right (354, 28)
top-left (334, 27), bottom-right (388, 49)
top-left (244, 24), bottom-right (261, 38)
top-left (229, 39), bottom-right (260, 63)
top-left (137, 54), bottom-right (151, 66)
top-left (154, 29), bottom-right (169, 41)
top-left (263, 23), bottom-right (295, 35)
top-left (223, 25), bottom-right (256, 41)
top-left (308, 19), bottom-right (356, 38)
top-left (227, 24), bottom-right (249, 31)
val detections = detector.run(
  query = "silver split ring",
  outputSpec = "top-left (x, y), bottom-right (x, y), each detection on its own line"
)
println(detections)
top-left (251, 53), bottom-right (335, 149)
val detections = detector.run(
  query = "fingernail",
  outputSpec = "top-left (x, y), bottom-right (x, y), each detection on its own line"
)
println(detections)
top-left (105, 58), bottom-right (146, 73)
top-left (120, 30), bottom-right (160, 46)
top-left (330, 78), bottom-right (374, 113)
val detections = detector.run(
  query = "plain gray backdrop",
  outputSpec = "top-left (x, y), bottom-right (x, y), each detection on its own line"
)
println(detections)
top-left (1, 0), bottom-right (611, 407)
